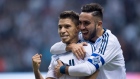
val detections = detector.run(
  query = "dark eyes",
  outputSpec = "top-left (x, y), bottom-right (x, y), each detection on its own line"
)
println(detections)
top-left (58, 25), bottom-right (62, 29)
top-left (79, 21), bottom-right (90, 26)
top-left (65, 25), bottom-right (70, 28)
top-left (58, 25), bottom-right (70, 29)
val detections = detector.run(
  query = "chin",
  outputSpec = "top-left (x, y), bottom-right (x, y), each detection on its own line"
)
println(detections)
top-left (61, 40), bottom-right (65, 43)
top-left (83, 36), bottom-right (89, 41)
top-left (62, 40), bottom-right (68, 43)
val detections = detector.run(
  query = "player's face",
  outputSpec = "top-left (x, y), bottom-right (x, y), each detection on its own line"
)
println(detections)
top-left (58, 18), bottom-right (79, 44)
top-left (79, 12), bottom-right (97, 40)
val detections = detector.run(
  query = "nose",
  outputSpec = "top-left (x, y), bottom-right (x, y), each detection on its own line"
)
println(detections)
top-left (60, 27), bottom-right (66, 33)
top-left (80, 24), bottom-right (85, 30)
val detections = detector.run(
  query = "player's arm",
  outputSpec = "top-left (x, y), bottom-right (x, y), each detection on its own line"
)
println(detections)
top-left (85, 70), bottom-right (99, 79)
top-left (66, 42), bottom-right (87, 59)
top-left (32, 54), bottom-right (44, 79)
top-left (56, 40), bottom-right (119, 76)
top-left (55, 62), bottom-right (99, 78)
top-left (33, 69), bottom-right (44, 79)
top-left (66, 57), bottom-right (101, 76)
top-left (55, 59), bottom-right (97, 76)
top-left (50, 32), bottom-right (87, 59)
top-left (50, 41), bottom-right (87, 59)
top-left (46, 55), bottom-right (59, 79)
top-left (50, 41), bottom-right (66, 54)
top-left (50, 32), bottom-right (83, 55)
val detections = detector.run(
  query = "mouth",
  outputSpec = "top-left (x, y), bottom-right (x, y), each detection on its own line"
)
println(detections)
top-left (61, 35), bottom-right (69, 39)
top-left (81, 30), bottom-right (88, 36)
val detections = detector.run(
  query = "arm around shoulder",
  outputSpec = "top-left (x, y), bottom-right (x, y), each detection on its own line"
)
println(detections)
top-left (67, 61), bottom-right (96, 76)
top-left (50, 41), bottom-right (66, 54)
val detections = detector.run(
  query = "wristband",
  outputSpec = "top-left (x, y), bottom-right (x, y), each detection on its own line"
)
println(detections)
top-left (60, 66), bottom-right (66, 74)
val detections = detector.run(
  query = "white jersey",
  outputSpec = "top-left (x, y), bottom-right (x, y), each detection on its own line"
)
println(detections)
top-left (50, 29), bottom-right (126, 79)
top-left (46, 43), bottom-right (93, 79)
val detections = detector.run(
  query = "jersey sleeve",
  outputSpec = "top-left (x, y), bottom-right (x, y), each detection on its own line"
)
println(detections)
top-left (68, 33), bottom-right (121, 76)
top-left (69, 61), bottom-right (96, 76)
top-left (50, 41), bottom-right (66, 54)
top-left (94, 34), bottom-right (121, 64)
top-left (46, 55), bottom-right (57, 78)
top-left (50, 32), bottom-right (84, 55)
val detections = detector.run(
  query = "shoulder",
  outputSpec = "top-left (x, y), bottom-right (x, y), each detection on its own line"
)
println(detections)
top-left (51, 54), bottom-right (59, 61)
top-left (105, 30), bottom-right (121, 47)
top-left (83, 43), bottom-right (94, 55)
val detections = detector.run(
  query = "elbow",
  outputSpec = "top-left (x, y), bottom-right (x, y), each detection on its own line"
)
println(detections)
top-left (77, 66), bottom-right (93, 76)
top-left (69, 64), bottom-right (95, 76)
top-left (80, 68), bottom-right (93, 76)
top-left (85, 71), bottom-right (93, 76)
top-left (75, 68), bottom-right (93, 76)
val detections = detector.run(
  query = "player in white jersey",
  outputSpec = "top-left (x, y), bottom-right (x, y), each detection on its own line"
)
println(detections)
top-left (52, 29), bottom-right (126, 79)
top-left (51, 3), bottom-right (126, 79)
top-left (46, 42), bottom-right (95, 79)
top-left (32, 11), bottom-right (98, 79)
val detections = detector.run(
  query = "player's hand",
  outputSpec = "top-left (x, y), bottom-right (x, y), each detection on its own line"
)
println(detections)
top-left (66, 42), bottom-right (87, 60)
top-left (32, 53), bottom-right (42, 71)
top-left (54, 60), bottom-right (63, 78)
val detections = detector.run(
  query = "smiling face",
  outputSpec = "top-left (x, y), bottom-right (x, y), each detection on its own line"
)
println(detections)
top-left (79, 12), bottom-right (97, 41)
top-left (58, 18), bottom-right (79, 44)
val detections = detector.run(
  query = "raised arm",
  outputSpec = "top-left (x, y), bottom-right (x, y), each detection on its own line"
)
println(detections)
top-left (46, 55), bottom-right (59, 79)
top-left (32, 54), bottom-right (44, 79)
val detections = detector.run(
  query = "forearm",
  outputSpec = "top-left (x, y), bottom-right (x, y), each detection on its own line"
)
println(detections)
top-left (68, 53), bottom-right (105, 76)
top-left (85, 70), bottom-right (99, 79)
top-left (33, 69), bottom-right (44, 79)
top-left (65, 61), bottom-right (96, 76)
top-left (50, 42), bottom-right (66, 54)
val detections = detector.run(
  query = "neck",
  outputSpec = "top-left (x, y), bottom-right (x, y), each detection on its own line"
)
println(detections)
top-left (66, 37), bottom-right (79, 45)
top-left (91, 28), bottom-right (104, 41)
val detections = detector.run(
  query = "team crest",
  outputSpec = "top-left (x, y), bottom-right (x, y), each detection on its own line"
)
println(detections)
top-left (92, 56), bottom-right (100, 64)
top-left (88, 56), bottom-right (100, 65)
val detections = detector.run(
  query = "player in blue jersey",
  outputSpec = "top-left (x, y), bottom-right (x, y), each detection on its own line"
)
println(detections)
top-left (32, 10), bottom-right (98, 79)
top-left (51, 3), bottom-right (126, 79)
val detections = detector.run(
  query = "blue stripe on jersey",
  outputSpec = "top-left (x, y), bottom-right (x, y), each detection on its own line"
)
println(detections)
top-left (88, 42), bottom-right (94, 54)
top-left (101, 33), bottom-right (109, 55)
top-left (87, 53), bottom-right (105, 70)
top-left (88, 59), bottom-right (99, 69)
top-left (98, 33), bottom-right (109, 55)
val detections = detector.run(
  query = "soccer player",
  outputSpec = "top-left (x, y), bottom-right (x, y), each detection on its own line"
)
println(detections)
top-left (32, 10), bottom-right (98, 79)
top-left (51, 3), bottom-right (126, 79)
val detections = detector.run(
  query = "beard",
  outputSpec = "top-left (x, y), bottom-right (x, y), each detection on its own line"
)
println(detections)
top-left (89, 24), bottom-right (97, 40)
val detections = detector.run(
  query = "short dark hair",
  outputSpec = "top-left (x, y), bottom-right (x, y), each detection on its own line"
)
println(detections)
top-left (81, 3), bottom-right (103, 20)
top-left (59, 10), bottom-right (79, 26)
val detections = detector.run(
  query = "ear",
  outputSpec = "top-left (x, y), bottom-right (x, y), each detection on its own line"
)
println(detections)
top-left (98, 21), bottom-right (102, 27)
top-left (97, 21), bottom-right (102, 28)
top-left (76, 25), bottom-right (80, 32)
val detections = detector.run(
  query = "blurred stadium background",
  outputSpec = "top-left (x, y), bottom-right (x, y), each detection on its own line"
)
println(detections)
top-left (0, 0), bottom-right (140, 79)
